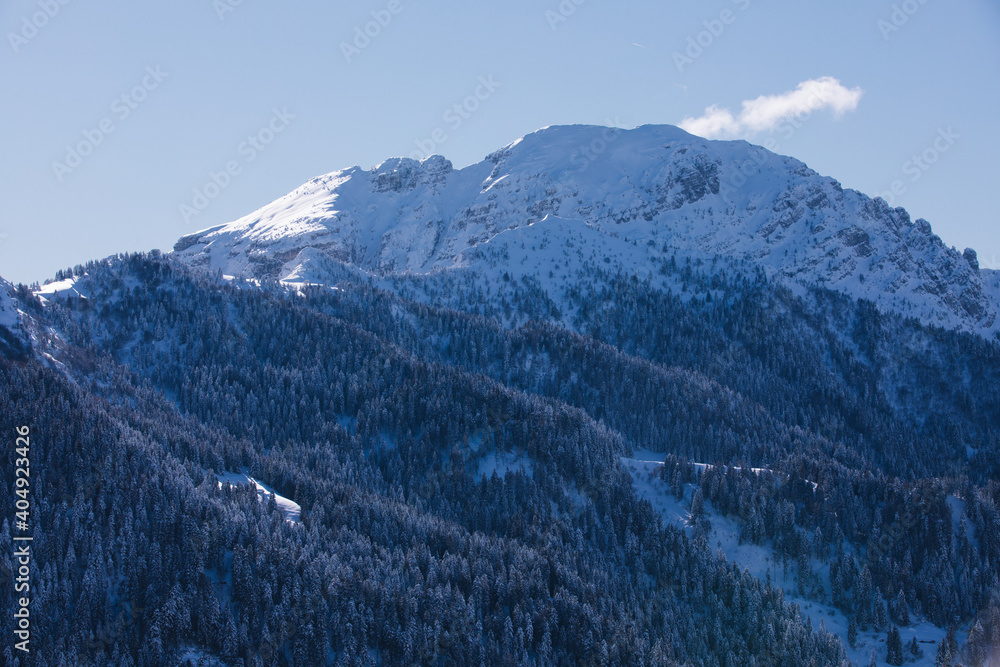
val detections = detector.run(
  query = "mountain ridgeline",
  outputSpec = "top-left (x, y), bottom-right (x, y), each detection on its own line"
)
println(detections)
top-left (174, 125), bottom-right (999, 337)
top-left (2, 125), bottom-right (999, 666)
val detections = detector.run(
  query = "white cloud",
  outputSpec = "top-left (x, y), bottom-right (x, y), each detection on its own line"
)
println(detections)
top-left (679, 77), bottom-right (864, 139)
top-left (678, 105), bottom-right (740, 139)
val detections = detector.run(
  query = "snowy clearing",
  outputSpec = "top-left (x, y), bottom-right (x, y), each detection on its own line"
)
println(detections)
top-left (217, 471), bottom-right (301, 523)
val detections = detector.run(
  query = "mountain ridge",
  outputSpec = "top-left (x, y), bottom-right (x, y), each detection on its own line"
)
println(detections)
top-left (7, 194), bottom-right (1000, 665)
top-left (172, 124), bottom-right (997, 338)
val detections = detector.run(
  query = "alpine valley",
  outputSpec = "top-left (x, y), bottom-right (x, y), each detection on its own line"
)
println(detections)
top-left (3, 125), bottom-right (1000, 666)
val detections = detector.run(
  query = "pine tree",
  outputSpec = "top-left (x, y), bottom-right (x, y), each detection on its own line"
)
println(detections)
top-left (967, 620), bottom-right (987, 667)
top-left (908, 636), bottom-right (922, 660)
top-left (690, 488), bottom-right (705, 525)
top-left (847, 616), bottom-right (858, 649)
top-left (935, 639), bottom-right (951, 667)
top-left (886, 626), bottom-right (903, 666)
top-left (892, 589), bottom-right (910, 626)
top-left (945, 625), bottom-right (958, 657)
top-left (855, 566), bottom-right (874, 629)
top-left (874, 595), bottom-right (888, 630)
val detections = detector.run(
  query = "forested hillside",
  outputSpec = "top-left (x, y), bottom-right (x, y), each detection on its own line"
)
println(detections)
top-left (1, 246), bottom-right (998, 665)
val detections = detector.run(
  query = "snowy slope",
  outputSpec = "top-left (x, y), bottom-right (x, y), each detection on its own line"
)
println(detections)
top-left (217, 471), bottom-right (302, 523)
top-left (35, 276), bottom-right (89, 304)
top-left (0, 276), bottom-right (30, 356)
top-left (173, 124), bottom-right (999, 337)
top-left (621, 454), bottom-right (955, 667)
top-left (0, 277), bottom-right (20, 330)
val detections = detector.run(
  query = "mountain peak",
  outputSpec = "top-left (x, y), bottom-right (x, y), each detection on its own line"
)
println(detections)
top-left (173, 124), bottom-right (999, 337)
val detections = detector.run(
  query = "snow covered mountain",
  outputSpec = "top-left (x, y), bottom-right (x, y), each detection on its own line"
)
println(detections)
top-left (174, 124), bottom-right (998, 336)
top-left (0, 276), bottom-right (29, 357)
top-left (0, 277), bottom-right (20, 329)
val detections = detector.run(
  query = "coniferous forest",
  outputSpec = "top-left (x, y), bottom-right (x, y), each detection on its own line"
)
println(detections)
top-left (2, 248), bottom-right (1000, 666)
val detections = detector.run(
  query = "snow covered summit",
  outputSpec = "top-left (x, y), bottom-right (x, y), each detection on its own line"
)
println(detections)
top-left (173, 124), bottom-right (999, 336)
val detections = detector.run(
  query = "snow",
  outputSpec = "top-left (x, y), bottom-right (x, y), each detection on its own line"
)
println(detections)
top-left (175, 646), bottom-right (230, 666)
top-left (630, 450), bottom-right (817, 491)
top-left (172, 124), bottom-right (1000, 338)
top-left (217, 471), bottom-right (301, 523)
top-left (621, 454), bottom-right (957, 666)
top-left (35, 276), bottom-right (88, 304)
top-left (0, 277), bottom-right (31, 354)
top-left (985, 268), bottom-right (1000, 318)
top-left (946, 495), bottom-right (979, 549)
top-left (0, 278), bottom-right (20, 329)
top-left (176, 647), bottom-right (228, 666)
top-left (477, 450), bottom-right (533, 480)
top-left (621, 456), bottom-right (690, 526)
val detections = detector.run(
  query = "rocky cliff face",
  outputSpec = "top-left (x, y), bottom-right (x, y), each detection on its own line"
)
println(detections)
top-left (173, 124), bottom-right (998, 336)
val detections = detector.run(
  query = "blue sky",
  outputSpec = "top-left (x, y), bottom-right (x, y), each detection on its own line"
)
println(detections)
top-left (2, 0), bottom-right (998, 284)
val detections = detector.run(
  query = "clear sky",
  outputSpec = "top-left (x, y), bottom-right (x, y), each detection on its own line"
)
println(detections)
top-left (3, 0), bottom-right (998, 284)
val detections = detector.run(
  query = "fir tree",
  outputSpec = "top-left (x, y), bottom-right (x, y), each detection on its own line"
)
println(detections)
top-left (908, 636), bottom-right (921, 660)
top-left (886, 626), bottom-right (903, 666)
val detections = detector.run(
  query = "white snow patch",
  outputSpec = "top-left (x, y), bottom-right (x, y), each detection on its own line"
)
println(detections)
top-left (631, 450), bottom-right (817, 491)
top-left (35, 276), bottom-right (88, 304)
top-left (175, 646), bottom-right (230, 666)
top-left (946, 495), bottom-right (978, 549)
top-left (217, 471), bottom-right (301, 523)
top-left (477, 450), bottom-right (532, 480)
